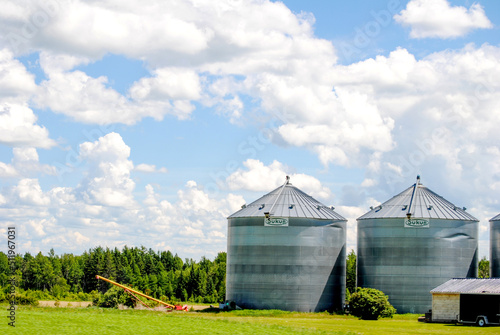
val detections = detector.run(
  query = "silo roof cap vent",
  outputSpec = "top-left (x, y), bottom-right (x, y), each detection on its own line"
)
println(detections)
top-left (357, 176), bottom-right (478, 221)
top-left (227, 176), bottom-right (346, 220)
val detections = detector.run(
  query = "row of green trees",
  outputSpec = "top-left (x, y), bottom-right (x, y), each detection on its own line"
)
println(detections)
top-left (0, 246), bottom-right (226, 304)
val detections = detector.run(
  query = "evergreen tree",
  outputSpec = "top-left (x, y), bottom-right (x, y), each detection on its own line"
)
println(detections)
top-left (173, 254), bottom-right (183, 271)
top-left (61, 254), bottom-right (84, 292)
top-left (103, 248), bottom-right (117, 280)
top-left (149, 273), bottom-right (159, 298)
top-left (175, 270), bottom-right (188, 300)
top-left (35, 252), bottom-right (55, 291)
top-left (120, 262), bottom-right (134, 285)
top-left (21, 253), bottom-right (37, 290)
top-left (0, 252), bottom-right (9, 287)
top-left (132, 263), bottom-right (142, 288)
top-left (161, 250), bottom-right (174, 271)
top-left (48, 248), bottom-right (63, 279)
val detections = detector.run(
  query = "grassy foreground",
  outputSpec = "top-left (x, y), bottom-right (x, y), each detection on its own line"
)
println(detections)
top-left (1, 305), bottom-right (498, 335)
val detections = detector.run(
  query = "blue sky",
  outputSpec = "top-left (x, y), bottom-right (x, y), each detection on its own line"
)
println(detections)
top-left (1, 0), bottom-right (499, 260)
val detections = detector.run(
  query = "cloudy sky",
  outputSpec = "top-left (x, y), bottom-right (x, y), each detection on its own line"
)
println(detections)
top-left (1, 0), bottom-right (499, 260)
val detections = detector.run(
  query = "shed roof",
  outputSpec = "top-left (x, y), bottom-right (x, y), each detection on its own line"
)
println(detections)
top-left (491, 213), bottom-right (500, 222)
top-left (431, 278), bottom-right (500, 295)
top-left (358, 176), bottom-right (478, 221)
top-left (228, 176), bottom-right (346, 220)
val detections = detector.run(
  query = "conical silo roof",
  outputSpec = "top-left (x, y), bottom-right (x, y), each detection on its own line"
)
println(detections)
top-left (228, 176), bottom-right (345, 220)
top-left (358, 176), bottom-right (478, 221)
top-left (491, 213), bottom-right (500, 221)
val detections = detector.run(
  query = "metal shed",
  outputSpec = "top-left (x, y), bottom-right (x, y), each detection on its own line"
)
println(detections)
top-left (491, 214), bottom-right (500, 278)
top-left (226, 176), bottom-right (346, 312)
top-left (357, 176), bottom-right (478, 314)
top-left (430, 278), bottom-right (500, 326)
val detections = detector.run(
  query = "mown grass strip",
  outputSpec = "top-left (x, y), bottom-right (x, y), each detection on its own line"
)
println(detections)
top-left (1, 305), bottom-right (498, 335)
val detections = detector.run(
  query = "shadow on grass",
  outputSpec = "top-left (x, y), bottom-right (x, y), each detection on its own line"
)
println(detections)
top-left (197, 307), bottom-right (222, 313)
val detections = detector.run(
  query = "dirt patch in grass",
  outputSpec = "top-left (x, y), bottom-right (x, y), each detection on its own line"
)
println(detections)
top-left (38, 300), bottom-right (209, 311)
top-left (38, 300), bottom-right (92, 308)
top-left (134, 304), bottom-right (208, 311)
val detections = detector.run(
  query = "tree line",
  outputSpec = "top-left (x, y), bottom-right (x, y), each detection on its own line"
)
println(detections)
top-left (0, 246), bottom-right (226, 304)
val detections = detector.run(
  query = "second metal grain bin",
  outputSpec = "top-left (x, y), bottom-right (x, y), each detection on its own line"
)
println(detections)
top-left (357, 176), bottom-right (478, 314)
top-left (490, 213), bottom-right (500, 278)
top-left (226, 176), bottom-right (346, 312)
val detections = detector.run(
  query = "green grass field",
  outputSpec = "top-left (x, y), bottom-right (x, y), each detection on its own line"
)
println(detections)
top-left (1, 305), bottom-right (498, 335)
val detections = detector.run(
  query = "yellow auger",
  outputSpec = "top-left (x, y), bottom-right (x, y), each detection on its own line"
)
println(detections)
top-left (95, 275), bottom-right (188, 311)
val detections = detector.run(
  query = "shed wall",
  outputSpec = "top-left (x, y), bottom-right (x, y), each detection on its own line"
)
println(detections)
top-left (431, 294), bottom-right (459, 322)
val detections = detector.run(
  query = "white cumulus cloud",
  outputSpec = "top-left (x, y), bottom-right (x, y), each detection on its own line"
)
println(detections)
top-left (12, 178), bottom-right (50, 206)
top-left (78, 132), bottom-right (136, 207)
top-left (134, 164), bottom-right (168, 174)
top-left (394, 0), bottom-right (493, 39)
top-left (226, 159), bottom-right (332, 200)
top-left (2, 0), bottom-right (336, 127)
top-left (0, 103), bottom-right (56, 149)
top-left (0, 48), bottom-right (37, 99)
top-left (0, 147), bottom-right (57, 178)
top-left (129, 67), bottom-right (201, 101)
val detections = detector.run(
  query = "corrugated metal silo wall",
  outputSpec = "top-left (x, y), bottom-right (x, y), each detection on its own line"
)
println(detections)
top-left (491, 221), bottom-right (500, 278)
top-left (226, 217), bottom-right (346, 312)
top-left (357, 218), bottom-right (477, 314)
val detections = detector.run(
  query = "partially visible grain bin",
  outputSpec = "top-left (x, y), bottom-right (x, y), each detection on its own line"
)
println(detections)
top-left (357, 176), bottom-right (478, 314)
top-left (491, 213), bottom-right (500, 278)
top-left (226, 176), bottom-right (346, 312)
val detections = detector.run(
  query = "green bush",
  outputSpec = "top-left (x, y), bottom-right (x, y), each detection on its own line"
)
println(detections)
top-left (0, 287), bottom-right (38, 305)
top-left (345, 287), bottom-right (351, 303)
top-left (93, 286), bottom-right (160, 308)
top-left (349, 287), bottom-right (396, 320)
top-left (50, 277), bottom-right (71, 299)
top-left (6, 294), bottom-right (39, 306)
top-left (77, 291), bottom-right (90, 301)
top-left (25, 289), bottom-right (55, 301)
top-left (93, 286), bottom-right (125, 308)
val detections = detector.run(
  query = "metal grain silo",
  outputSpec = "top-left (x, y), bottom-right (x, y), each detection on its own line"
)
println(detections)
top-left (357, 176), bottom-right (478, 314)
top-left (226, 176), bottom-right (346, 312)
top-left (490, 213), bottom-right (500, 278)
